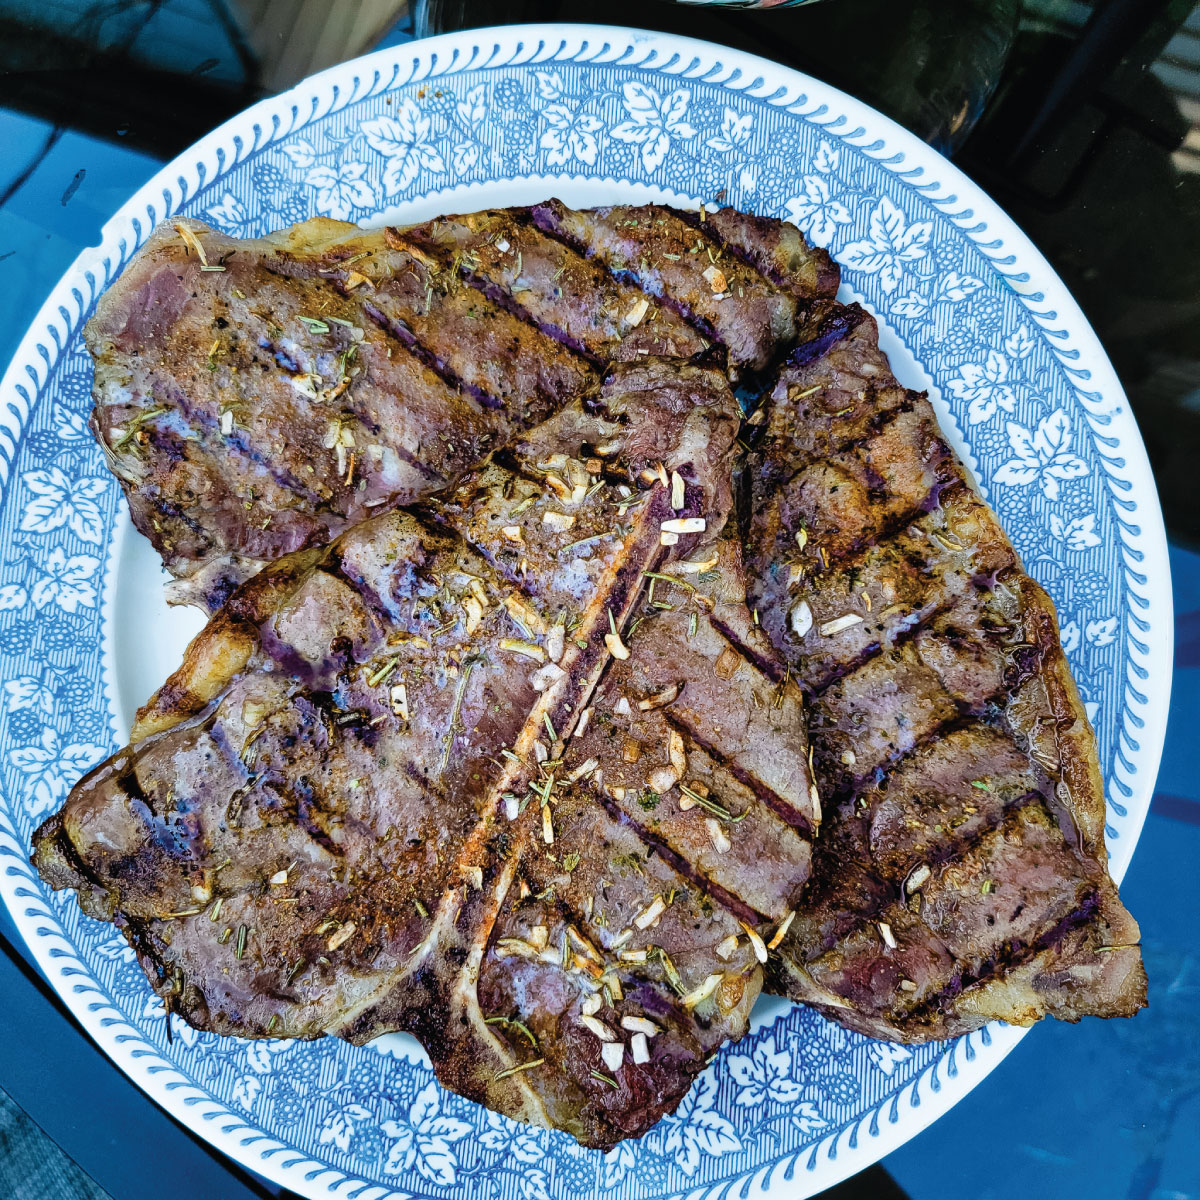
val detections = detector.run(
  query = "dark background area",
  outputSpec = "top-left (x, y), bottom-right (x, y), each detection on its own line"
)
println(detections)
top-left (0, 2), bottom-right (1196, 1198)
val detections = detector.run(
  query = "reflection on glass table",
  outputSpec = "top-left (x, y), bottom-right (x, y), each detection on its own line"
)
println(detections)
top-left (0, 3), bottom-right (1197, 1199)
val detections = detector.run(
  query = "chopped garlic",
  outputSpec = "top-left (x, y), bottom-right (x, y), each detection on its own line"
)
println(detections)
top-left (580, 1014), bottom-right (615, 1042)
top-left (468, 576), bottom-right (489, 609)
top-left (681, 973), bottom-right (723, 1009)
top-left (706, 818), bottom-right (731, 854)
top-left (530, 662), bottom-right (566, 692)
top-left (542, 510), bottom-right (575, 532)
top-left (496, 937), bottom-right (539, 960)
top-left (288, 372), bottom-right (321, 400)
top-left (767, 910), bottom-right (796, 951)
top-left (462, 595), bottom-right (484, 636)
top-left (906, 864), bottom-right (931, 893)
top-left (326, 921), bottom-right (356, 951)
top-left (620, 1015), bottom-right (659, 1038)
top-left (739, 921), bottom-right (768, 964)
top-left (668, 729), bottom-right (686, 776)
top-left (638, 683), bottom-right (681, 712)
top-left (661, 517), bottom-right (706, 534)
top-left (630, 1032), bottom-right (650, 1064)
top-left (672, 552), bottom-right (720, 575)
top-left (670, 471), bottom-right (685, 510)
top-left (390, 681), bottom-right (410, 720)
top-left (625, 297), bottom-right (650, 326)
top-left (647, 766), bottom-right (679, 794)
top-left (566, 757), bottom-right (599, 783)
top-left (242, 700), bottom-right (268, 734)
top-left (633, 895), bottom-right (666, 930)
top-left (270, 869), bottom-right (288, 886)
top-left (601, 1041), bottom-right (625, 1072)
top-left (819, 614), bottom-right (865, 636)
top-left (574, 707), bottom-right (593, 738)
top-left (790, 598), bottom-right (814, 638)
top-left (568, 926), bottom-right (603, 962)
top-left (604, 632), bottom-right (630, 660)
top-left (878, 921), bottom-right (898, 950)
top-left (581, 992), bottom-right (602, 1017)
top-left (715, 934), bottom-right (740, 961)
top-left (702, 264), bottom-right (728, 293)
top-left (504, 594), bottom-right (545, 634)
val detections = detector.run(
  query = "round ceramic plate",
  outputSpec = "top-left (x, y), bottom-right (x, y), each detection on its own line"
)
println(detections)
top-left (0, 24), bottom-right (1171, 1200)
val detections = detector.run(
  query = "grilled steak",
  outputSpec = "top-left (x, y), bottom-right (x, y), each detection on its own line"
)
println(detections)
top-left (743, 303), bottom-right (1147, 1040)
top-left (35, 358), bottom-right (818, 1148)
top-left (87, 204), bottom-right (837, 610)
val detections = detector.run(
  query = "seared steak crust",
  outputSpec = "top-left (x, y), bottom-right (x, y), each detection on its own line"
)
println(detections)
top-left (744, 303), bottom-right (1146, 1040)
top-left (87, 204), bottom-right (838, 609)
top-left (530, 201), bottom-right (798, 375)
top-left (35, 359), bottom-right (817, 1148)
top-left (52, 193), bottom-right (1144, 1143)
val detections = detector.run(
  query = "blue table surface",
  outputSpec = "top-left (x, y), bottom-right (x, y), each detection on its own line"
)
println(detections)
top-left (1, 87), bottom-right (1196, 1200)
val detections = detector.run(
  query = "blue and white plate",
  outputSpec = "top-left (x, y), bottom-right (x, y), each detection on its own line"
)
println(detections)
top-left (0, 25), bottom-right (1171, 1199)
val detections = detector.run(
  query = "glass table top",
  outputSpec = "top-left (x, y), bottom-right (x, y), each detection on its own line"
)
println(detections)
top-left (0, 4), bottom-right (1196, 1199)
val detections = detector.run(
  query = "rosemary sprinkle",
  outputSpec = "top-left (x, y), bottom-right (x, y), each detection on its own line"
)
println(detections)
top-left (493, 1058), bottom-right (545, 1081)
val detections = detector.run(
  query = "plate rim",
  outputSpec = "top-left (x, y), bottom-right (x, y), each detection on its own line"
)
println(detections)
top-left (0, 22), bottom-right (1173, 1200)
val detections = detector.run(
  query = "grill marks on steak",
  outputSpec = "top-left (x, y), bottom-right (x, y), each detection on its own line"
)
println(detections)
top-left (88, 219), bottom-right (513, 609)
top-left (88, 205), bottom-right (838, 610)
top-left (744, 303), bottom-right (1146, 1040)
top-left (269, 222), bottom-right (594, 420)
top-left (397, 209), bottom-right (708, 363)
top-left (34, 360), bottom-right (818, 1148)
top-left (569, 537), bottom-right (817, 922)
top-left (65, 192), bottom-right (1145, 1120)
top-left (530, 201), bottom-right (799, 375)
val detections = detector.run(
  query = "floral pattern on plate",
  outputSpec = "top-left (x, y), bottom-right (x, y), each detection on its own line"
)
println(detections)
top-left (0, 25), bottom-right (1168, 1200)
